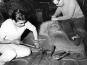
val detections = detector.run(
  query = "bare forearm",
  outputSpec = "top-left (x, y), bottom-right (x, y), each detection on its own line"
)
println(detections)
top-left (52, 7), bottom-right (61, 17)
top-left (52, 13), bottom-right (58, 17)
top-left (32, 29), bottom-right (39, 48)
top-left (0, 39), bottom-right (14, 44)
top-left (32, 29), bottom-right (38, 41)
top-left (57, 15), bottom-right (72, 20)
top-left (0, 39), bottom-right (21, 45)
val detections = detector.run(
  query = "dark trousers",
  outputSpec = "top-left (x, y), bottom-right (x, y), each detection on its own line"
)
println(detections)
top-left (60, 16), bottom-right (86, 39)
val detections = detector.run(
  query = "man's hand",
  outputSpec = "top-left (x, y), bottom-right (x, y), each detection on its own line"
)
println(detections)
top-left (34, 40), bottom-right (40, 49)
top-left (51, 16), bottom-right (56, 21)
top-left (51, 17), bottom-right (58, 21)
top-left (13, 40), bottom-right (21, 45)
top-left (51, 16), bottom-right (56, 18)
top-left (35, 43), bottom-right (39, 49)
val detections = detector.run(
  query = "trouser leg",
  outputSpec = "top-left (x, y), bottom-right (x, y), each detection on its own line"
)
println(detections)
top-left (60, 19), bottom-right (76, 40)
top-left (8, 44), bottom-right (31, 58)
top-left (0, 44), bottom-right (17, 65)
top-left (60, 17), bottom-right (86, 46)
top-left (61, 17), bottom-right (86, 38)
top-left (72, 17), bottom-right (86, 38)
top-left (72, 17), bottom-right (86, 45)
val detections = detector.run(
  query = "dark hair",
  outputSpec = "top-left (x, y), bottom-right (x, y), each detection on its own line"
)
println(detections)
top-left (52, 0), bottom-right (60, 1)
top-left (11, 9), bottom-right (27, 23)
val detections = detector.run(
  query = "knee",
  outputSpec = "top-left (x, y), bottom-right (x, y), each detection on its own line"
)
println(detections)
top-left (76, 28), bottom-right (85, 33)
top-left (5, 51), bottom-right (17, 61)
top-left (76, 28), bottom-right (86, 37)
top-left (20, 47), bottom-right (31, 57)
top-left (2, 50), bottom-right (17, 62)
top-left (25, 48), bottom-right (31, 56)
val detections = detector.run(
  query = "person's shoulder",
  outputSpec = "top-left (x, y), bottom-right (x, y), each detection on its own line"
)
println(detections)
top-left (25, 21), bottom-right (32, 25)
top-left (2, 19), bottom-right (12, 26)
top-left (26, 21), bottom-right (31, 24)
top-left (5, 18), bottom-right (12, 22)
top-left (4, 18), bottom-right (12, 22)
top-left (25, 21), bottom-right (36, 29)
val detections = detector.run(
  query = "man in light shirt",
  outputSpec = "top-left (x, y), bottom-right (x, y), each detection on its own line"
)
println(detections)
top-left (51, 0), bottom-right (86, 46)
top-left (0, 9), bottom-right (39, 65)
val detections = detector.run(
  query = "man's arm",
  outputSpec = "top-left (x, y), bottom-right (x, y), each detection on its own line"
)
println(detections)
top-left (52, 7), bottom-right (61, 17)
top-left (0, 39), bottom-right (20, 44)
top-left (26, 21), bottom-right (39, 48)
top-left (32, 28), bottom-right (38, 41)
top-left (0, 31), bottom-right (21, 44)
top-left (56, 2), bottom-right (76, 20)
top-left (0, 33), bottom-right (20, 44)
top-left (0, 39), bottom-right (13, 44)
top-left (26, 21), bottom-right (38, 41)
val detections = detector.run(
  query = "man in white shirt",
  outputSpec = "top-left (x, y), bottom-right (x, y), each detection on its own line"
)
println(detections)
top-left (51, 0), bottom-right (86, 46)
top-left (0, 9), bottom-right (39, 65)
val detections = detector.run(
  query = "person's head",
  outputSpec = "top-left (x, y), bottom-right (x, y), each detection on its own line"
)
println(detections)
top-left (11, 9), bottom-right (27, 27)
top-left (52, 0), bottom-right (64, 7)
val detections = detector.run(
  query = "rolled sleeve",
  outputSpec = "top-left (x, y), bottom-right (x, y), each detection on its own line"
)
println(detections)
top-left (25, 21), bottom-right (36, 31)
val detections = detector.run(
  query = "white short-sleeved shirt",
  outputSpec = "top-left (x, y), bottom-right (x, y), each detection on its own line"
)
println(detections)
top-left (0, 19), bottom-right (36, 41)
